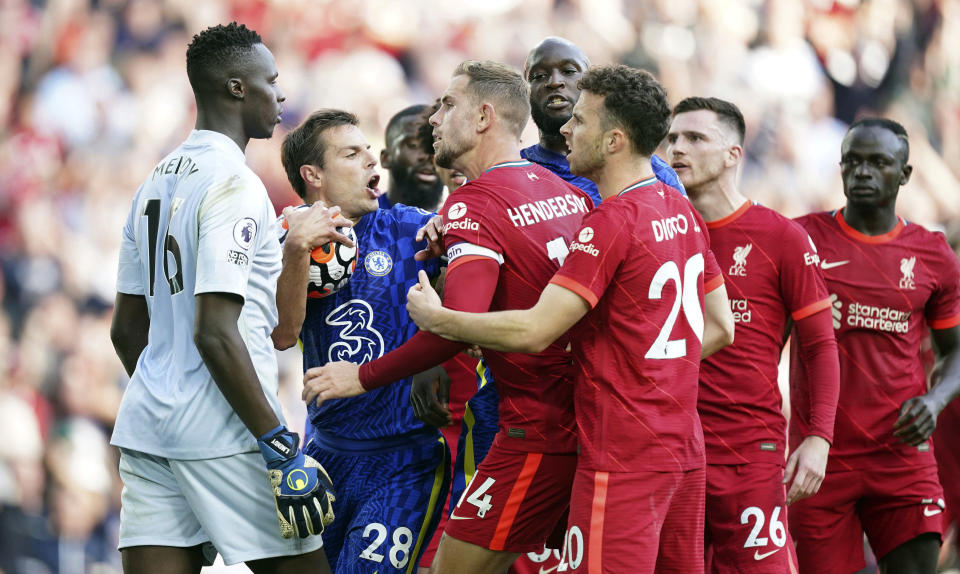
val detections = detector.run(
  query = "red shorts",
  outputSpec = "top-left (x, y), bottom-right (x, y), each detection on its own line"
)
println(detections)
top-left (789, 465), bottom-right (945, 574)
top-left (934, 398), bottom-right (960, 539)
top-left (704, 463), bottom-right (799, 574)
top-left (443, 446), bottom-right (576, 554)
top-left (567, 466), bottom-right (705, 574)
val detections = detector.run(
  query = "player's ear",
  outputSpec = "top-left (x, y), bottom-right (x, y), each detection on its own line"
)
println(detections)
top-left (605, 127), bottom-right (626, 155)
top-left (300, 164), bottom-right (323, 190)
top-left (477, 102), bottom-right (495, 133)
top-left (226, 78), bottom-right (244, 100)
top-left (725, 144), bottom-right (743, 167)
top-left (900, 163), bottom-right (912, 186)
top-left (380, 148), bottom-right (390, 169)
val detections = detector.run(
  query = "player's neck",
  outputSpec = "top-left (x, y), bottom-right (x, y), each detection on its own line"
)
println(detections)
top-left (842, 204), bottom-right (899, 236)
top-left (595, 155), bottom-right (655, 201)
top-left (387, 183), bottom-right (443, 212)
top-left (539, 132), bottom-right (568, 155)
top-left (460, 139), bottom-right (522, 181)
top-left (687, 178), bottom-right (747, 222)
top-left (195, 108), bottom-right (249, 153)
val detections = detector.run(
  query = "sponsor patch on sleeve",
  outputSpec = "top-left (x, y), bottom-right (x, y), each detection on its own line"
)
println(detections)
top-left (226, 250), bottom-right (249, 266)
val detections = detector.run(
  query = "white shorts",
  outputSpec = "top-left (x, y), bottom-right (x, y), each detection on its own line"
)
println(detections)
top-left (118, 448), bottom-right (324, 565)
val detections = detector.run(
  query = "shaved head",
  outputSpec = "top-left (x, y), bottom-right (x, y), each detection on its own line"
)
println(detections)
top-left (524, 37), bottom-right (590, 77)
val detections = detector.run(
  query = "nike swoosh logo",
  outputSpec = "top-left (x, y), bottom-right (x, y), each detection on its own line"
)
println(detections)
top-left (924, 506), bottom-right (943, 517)
top-left (449, 513), bottom-right (474, 520)
top-left (538, 566), bottom-right (559, 574)
top-left (754, 548), bottom-right (781, 561)
top-left (821, 260), bottom-right (850, 270)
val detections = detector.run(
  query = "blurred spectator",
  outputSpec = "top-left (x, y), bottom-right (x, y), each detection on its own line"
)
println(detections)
top-left (1, 1), bottom-right (958, 572)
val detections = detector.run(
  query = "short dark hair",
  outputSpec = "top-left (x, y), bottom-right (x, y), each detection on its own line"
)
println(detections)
top-left (453, 60), bottom-right (530, 138)
top-left (673, 97), bottom-right (746, 144)
top-left (385, 105), bottom-right (429, 146)
top-left (578, 65), bottom-right (671, 157)
top-left (847, 117), bottom-right (910, 162)
top-left (185, 22), bottom-right (262, 94)
top-left (419, 100), bottom-right (441, 156)
top-left (282, 109), bottom-right (359, 199)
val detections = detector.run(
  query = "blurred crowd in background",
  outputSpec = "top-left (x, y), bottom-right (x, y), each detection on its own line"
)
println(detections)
top-left (1, 0), bottom-right (960, 572)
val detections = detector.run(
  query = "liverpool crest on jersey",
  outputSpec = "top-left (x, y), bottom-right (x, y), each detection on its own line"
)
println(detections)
top-left (899, 256), bottom-right (916, 290)
top-left (729, 243), bottom-right (752, 277)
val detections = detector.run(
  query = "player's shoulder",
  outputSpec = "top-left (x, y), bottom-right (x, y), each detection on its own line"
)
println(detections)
top-left (378, 203), bottom-right (435, 226)
top-left (792, 210), bottom-right (835, 236)
top-left (749, 204), bottom-right (813, 241)
top-left (900, 220), bottom-right (955, 257)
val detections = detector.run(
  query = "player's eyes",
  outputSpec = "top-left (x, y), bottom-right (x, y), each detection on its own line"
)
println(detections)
top-left (563, 69), bottom-right (578, 75)
top-left (530, 73), bottom-right (547, 81)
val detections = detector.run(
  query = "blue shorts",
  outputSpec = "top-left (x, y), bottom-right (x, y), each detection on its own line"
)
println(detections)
top-left (450, 359), bottom-right (500, 513)
top-left (305, 428), bottom-right (450, 574)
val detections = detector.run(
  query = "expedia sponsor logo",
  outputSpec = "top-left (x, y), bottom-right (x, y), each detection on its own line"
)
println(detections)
top-left (443, 218), bottom-right (480, 233)
top-left (651, 214), bottom-right (689, 242)
top-left (447, 202), bottom-right (468, 220)
top-left (841, 299), bottom-right (911, 333)
top-left (506, 194), bottom-right (589, 228)
top-left (569, 241), bottom-right (599, 256)
top-left (730, 298), bottom-right (751, 323)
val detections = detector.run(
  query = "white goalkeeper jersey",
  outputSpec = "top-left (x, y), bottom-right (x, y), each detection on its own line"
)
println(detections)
top-left (112, 130), bottom-right (285, 459)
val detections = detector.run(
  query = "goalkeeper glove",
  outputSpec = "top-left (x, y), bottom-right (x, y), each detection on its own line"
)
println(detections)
top-left (257, 425), bottom-right (336, 539)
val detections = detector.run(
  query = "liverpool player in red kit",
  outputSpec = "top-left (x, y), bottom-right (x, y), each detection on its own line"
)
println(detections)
top-left (790, 118), bottom-right (960, 574)
top-left (666, 97), bottom-right (840, 573)
top-left (405, 65), bottom-right (735, 574)
top-left (302, 61), bottom-right (592, 574)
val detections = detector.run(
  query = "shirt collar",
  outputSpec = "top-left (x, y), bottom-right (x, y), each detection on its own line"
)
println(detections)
top-left (185, 130), bottom-right (246, 164)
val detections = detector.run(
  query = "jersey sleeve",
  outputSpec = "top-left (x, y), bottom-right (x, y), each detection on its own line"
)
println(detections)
top-left (117, 191), bottom-right (145, 296)
top-left (549, 207), bottom-right (628, 308)
top-left (693, 208), bottom-right (724, 293)
top-left (195, 174), bottom-right (270, 299)
top-left (441, 184), bottom-right (503, 271)
top-left (779, 222), bottom-right (832, 320)
top-left (925, 234), bottom-right (960, 330)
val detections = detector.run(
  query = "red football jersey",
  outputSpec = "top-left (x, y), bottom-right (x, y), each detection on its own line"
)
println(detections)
top-left (550, 177), bottom-right (723, 472)
top-left (442, 159), bottom-right (591, 454)
top-left (699, 201), bottom-right (832, 465)
top-left (794, 210), bottom-right (960, 471)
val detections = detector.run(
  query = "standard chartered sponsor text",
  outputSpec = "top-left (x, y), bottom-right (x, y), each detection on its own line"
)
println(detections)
top-left (846, 301), bottom-right (910, 333)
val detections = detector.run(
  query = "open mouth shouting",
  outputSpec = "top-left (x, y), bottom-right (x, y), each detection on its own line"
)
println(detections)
top-left (365, 174), bottom-right (382, 199)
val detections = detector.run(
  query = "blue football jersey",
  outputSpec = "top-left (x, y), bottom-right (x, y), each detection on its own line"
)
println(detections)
top-left (299, 204), bottom-right (442, 441)
top-left (521, 143), bottom-right (686, 203)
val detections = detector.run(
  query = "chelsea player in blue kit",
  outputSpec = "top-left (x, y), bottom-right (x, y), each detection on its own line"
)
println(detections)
top-left (274, 109), bottom-right (449, 574)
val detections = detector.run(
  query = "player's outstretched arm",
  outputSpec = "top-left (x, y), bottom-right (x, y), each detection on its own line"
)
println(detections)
top-left (894, 325), bottom-right (960, 445)
top-left (111, 293), bottom-right (150, 377)
top-left (302, 258), bottom-right (499, 406)
top-left (701, 283), bottom-right (735, 359)
top-left (272, 204), bottom-right (353, 350)
top-left (407, 270), bottom-right (590, 353)
top-left (783, 307), bottom-right (839, 505)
